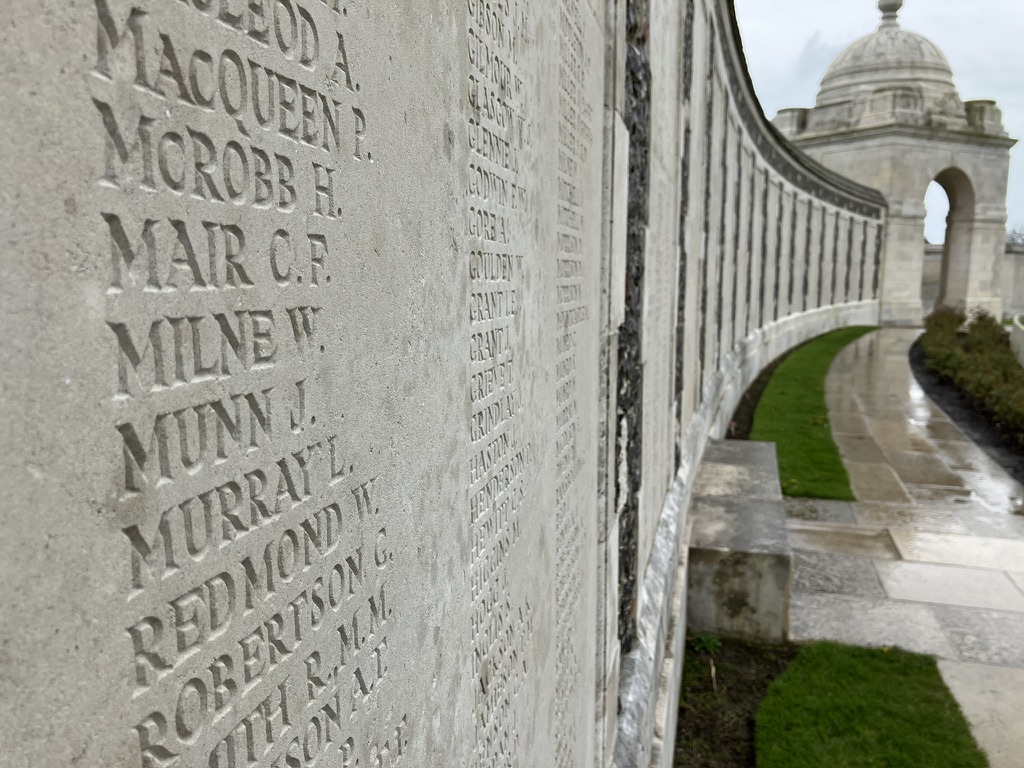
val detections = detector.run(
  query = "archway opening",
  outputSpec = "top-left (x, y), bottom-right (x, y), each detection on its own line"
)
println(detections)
top-left (928, 168), bottom-right (976, 313)
top-left (922, 181), bottom-right (950, 313)
top-left (925, 182), bottom-right (950, 245)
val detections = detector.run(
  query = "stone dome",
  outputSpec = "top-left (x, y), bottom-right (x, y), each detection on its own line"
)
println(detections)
top-left (815, 0), bottom-right (960, 109)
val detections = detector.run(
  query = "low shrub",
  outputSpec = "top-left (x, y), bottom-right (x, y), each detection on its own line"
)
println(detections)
top-left (921, 306), bottom-right (1024, 444)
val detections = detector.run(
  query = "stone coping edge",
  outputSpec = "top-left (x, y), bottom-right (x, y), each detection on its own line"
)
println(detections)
top-left (612, 301), bottom-right (880, 768)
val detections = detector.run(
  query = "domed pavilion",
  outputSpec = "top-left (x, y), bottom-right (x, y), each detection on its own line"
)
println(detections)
top-left (774, 0), bottom-right (1016, 324)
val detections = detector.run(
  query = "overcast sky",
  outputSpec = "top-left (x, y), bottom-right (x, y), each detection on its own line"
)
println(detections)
top-left (734, 0), bottom-right (1024, 242)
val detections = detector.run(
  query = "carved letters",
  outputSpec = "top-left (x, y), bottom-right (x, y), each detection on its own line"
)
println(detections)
top-left (92, 2), bottom-right (408, 765)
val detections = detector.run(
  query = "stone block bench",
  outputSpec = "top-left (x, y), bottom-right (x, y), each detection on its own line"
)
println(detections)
top-left (687, 440), bottom-right (793, 643)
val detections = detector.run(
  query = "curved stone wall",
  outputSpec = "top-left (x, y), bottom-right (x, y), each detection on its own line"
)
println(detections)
top-left (612, 1), bottom-right (886, 765)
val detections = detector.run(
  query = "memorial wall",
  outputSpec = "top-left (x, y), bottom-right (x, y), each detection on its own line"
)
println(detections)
top-left (0, 1), bottom-right (884, 767)
top-left (613, 4), bottom-right (885, 765)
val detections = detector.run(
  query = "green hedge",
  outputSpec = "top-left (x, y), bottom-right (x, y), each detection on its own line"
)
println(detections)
top-left (921, 306), bottom-right (1024, 444)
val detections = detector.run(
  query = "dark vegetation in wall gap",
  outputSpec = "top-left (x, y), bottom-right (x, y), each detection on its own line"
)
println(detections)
top-left (697, 33), bottom-right (716, 394)
top-left (675, 128), bottom-right (692, 469)
top-left (616, 0), bottom-right (651, 653)
top-left (673, 0), bottom-right (695, 468)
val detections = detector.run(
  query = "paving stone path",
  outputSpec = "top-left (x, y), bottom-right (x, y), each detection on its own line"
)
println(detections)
top-left (789, 327), bottom-right (1024, 768)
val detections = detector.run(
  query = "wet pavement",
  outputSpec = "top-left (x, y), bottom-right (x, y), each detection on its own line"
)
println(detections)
top-left (788, 328), bottom-right (1024, 768)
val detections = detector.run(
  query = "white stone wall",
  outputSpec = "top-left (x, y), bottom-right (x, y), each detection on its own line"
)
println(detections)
top-left (1, 3), bottom-right (611, 767)
top-left (1002, 247), bottom-right (1024, 318)
top-left (922, 243), bottom-right (1023, 318)
top-left (613, 2), bottom-right (885, 766)
top-left (1013, 317), bottom-right (1024, 369)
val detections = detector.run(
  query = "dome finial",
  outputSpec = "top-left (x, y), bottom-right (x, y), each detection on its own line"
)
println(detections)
top-left (879, 0), bottom-right (903, 28)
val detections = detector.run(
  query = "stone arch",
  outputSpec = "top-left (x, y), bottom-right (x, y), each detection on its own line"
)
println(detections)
top-left (931, 166), bottom-right (977, 310)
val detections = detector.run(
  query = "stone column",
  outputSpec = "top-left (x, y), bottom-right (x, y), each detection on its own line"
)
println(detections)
top-left (879, 200), bottom-right (927, 325)
top-left (964, 213), bottom-right (1007, 317)
top-left (937, 208), bottom-right (975, 312)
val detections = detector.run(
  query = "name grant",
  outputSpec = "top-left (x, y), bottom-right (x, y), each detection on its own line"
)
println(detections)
top-left (470, 326), bottom-right (512, 362)
top-left (470, 288), bottom-right (521, 323)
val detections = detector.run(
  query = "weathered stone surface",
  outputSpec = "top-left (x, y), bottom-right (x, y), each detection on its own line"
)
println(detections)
top-left (687, 441), bottom-right (792, 643)
top-left (1, 2), bottom-right (606, 765)
top-left (938, 661), bottom-right (1024, 768)
top-left (792, 550), bottom-right (887, 598)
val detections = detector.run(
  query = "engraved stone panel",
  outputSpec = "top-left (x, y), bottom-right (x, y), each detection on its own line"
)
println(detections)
top-left (0, 1), bottom-right (604, 766)
top-left (748, 164), bottom-right (766, 333)
top-left (763, 179), bottom-right (780, 324)
top-left (733, 145), bottom-right (752, 340)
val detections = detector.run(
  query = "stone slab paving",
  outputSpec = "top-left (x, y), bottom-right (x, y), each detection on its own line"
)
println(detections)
top-left (938, 662), bottom-right (1024, 768)
top-left (789, 327), bottom-right (1024, 767)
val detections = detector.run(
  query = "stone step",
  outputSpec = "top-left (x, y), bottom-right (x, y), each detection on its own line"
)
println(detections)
top-left (687, 440), bottom-right (793, 643)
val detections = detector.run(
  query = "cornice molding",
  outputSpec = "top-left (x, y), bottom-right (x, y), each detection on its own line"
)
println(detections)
top-left (715, 0), bottom-right (889, 219)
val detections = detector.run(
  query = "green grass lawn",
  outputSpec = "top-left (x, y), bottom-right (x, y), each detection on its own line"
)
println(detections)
top-left (750, 326), bottom-right (875, 499)
top-left (757, 642), bottom-right (986, 768)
